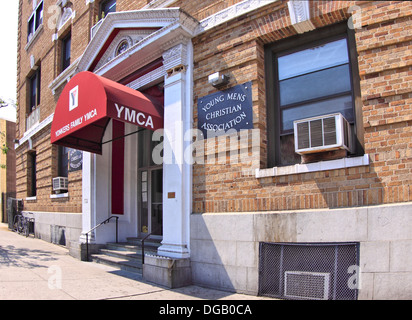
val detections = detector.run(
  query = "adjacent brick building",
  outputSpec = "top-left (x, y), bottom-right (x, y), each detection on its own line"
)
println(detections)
top-left (0, 119), bottom-right (16, 223)
top-left (15, 0), bottom-right (412, 299)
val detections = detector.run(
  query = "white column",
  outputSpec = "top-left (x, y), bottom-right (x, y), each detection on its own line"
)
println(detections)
top-left (157, 42), bottom-right (193, 259)
top-left (80, 151), bottom-right (95, 243)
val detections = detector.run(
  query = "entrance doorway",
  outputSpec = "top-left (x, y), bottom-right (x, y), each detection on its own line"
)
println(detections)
top-left (138, 129), bottom-right (163, 237)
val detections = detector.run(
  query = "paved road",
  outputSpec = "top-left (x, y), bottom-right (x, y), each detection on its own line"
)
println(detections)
top-left (0, 223), bottom-right (272, 301)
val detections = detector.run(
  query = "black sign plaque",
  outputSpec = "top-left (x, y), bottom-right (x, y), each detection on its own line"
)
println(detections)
top-left (198, 82), bottom-right (253, 138)
top-left (69, 149), bottom-right (83, 172)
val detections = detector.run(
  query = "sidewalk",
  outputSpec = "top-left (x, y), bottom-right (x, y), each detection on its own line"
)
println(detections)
top-left (0, 223), bottom-right (272, 301)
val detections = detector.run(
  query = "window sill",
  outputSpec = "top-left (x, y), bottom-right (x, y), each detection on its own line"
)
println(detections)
top-left (49, 57), bottom-right (80, 95)
top-left (50, 193), bottom-right (69, 199)
top-left (25, 24), bottom-right (44, 52)
top-left (25, 196), bottom-right (37, 201)
top-left (256, 154), bottom-right (370, 178)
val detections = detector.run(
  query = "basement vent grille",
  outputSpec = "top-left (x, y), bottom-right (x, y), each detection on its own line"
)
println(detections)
top-left (284, 271), bottom-right (330, 300)
top-left (258, 242), bottom-right (359, 300)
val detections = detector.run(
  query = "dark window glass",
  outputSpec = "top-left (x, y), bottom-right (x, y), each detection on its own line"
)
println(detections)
top-left (27, 1), bottom-right (43, 42)
top-left (62, 33), bottom-right (71, 71)
top-left (138, 129), bottom-right (150, 168)
top-left (278, 38), bottom-right (349, 80)
top-left (100, 0), bottom-right (116, 19)
top-left (28, 153), bottom-right (37, 197)
top-left (27, 17), bottom-right (34, 42)
top-left (35, 2), bottom-right (43, 29)
top-left (272, 37), bottom-right (356, 166)
top-left (138, 129), bottom-right (163, 168)
top-left (281, 94), bottom-right (353, 132)
top-left (116, 40), bottom-right (129, 56)
top-left (277, 38), bottom-right (353, 134)
top-left (29, 68), bottom-right (41, 112)
top-left (279, 64), bottom-right (352, 107)
top-left (58, 146), bottom-right (69, 177)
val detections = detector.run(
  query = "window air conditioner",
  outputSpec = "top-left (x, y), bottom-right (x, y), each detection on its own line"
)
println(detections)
top-left (53, 177), bottom-right (68, 193)
top-left (294, 113), bottom-right (353, 155)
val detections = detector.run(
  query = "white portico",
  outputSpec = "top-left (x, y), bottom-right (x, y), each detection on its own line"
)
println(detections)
top-left (50, 9), bottom-right (199, 282)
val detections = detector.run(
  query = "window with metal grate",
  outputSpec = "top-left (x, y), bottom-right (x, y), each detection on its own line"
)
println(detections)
top-left (258, 242), bottom-right (359, 300)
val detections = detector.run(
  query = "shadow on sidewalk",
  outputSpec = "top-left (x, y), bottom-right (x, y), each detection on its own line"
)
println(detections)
top-left (105, 269), bottom-right (239, 300)
top-left (0, 245), bottom-right (59, 269)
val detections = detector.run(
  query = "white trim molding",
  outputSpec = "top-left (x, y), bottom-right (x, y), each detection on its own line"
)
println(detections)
top-left (16, 113), bottom-right (54, 150)
top-left (77, 8), bottom-right (199, 82)
top-left (287, 0), bottom-right (315, 33)
top-left (50, 193), bottom-right (69, 199)
top-left (49, 57), bottom-right (81, 95)
top-left (196, 0), bottom-right (279, 34)
top-left (143, 0), bottom-right (178, 9)
top-left (256, 154), bottom-right (370, 178)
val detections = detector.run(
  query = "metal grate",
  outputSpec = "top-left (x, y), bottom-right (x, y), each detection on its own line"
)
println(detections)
top-left (284, 271), bottom-right (330, 300)
top-left (258, 242), bottom-right (359, 300)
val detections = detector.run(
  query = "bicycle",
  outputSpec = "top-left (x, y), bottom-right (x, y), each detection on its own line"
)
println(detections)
top-left (13, 214), bottom-right (34, 237)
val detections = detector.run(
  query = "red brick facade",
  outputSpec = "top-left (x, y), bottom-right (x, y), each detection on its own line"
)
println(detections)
top-left (15, 0), bottom-right (411, 214)
top-left (192, 0), bottom-right (412, 213)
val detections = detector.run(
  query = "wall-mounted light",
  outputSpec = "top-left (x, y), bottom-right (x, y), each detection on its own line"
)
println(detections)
top-left (208, 72), bottom-right (230, 88)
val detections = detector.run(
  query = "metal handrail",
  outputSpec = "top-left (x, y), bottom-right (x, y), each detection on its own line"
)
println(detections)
top-left (140, 227), bottom-right (161, 265)
top-left (140, 232), bottom-right (153, 265)
top-left (83, 216), bottom-right (119, 261)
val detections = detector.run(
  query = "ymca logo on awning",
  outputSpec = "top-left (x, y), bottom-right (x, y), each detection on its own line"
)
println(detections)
top-left (50, 71), bottom-right (163, 154)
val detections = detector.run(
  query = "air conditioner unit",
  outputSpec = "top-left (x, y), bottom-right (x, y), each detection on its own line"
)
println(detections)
top-left (294, 113), bottom-right (353, 155)
top-left (53, 177), bottom-right (68, 193)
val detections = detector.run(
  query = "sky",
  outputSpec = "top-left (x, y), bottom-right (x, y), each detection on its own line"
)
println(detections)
top-left (0, 1), bottom-right (18, 122)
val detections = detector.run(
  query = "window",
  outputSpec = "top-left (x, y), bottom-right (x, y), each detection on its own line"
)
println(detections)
top-left (62, 33), bottom-right (71, 72)
top-left (115, 40), bottom-right (129, 56)
top-left (29, 67), bottom-right (41, 113)
top-left (138, 129), bottom-right (163, 168)
top-left (265, 23), bottom-right (362, 167)
top-left (58, 146), bottom-right (69, 177)
top-left (27, 1), bottom-right (43, 42)
top-left (278, 38), bottom-right (353, 133)
top-left (100, 0), bottom-right (116, 19)
top-left (28, 152), bottom-right (37, 197)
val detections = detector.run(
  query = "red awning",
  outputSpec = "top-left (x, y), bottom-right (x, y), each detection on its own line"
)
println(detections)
top-left (50, 71), bottom-right (163, 154)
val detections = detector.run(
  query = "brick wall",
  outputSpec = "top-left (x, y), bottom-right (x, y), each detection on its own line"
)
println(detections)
top-left (15, 0), bottom-right (411, 215)
top-left (116, 0), bottom-right (149, 12)
top-left (192, 0), bottom-right (412, 213)
top-left (14, 0), bottom-right (263, 214)
top-left (174, 0), bottom-right (245, 21)
top-left (16, 0), bottom-right (94, 212)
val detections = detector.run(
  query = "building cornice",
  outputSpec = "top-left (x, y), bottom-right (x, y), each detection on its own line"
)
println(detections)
top-left (195, 0), bottom-right (279, 35)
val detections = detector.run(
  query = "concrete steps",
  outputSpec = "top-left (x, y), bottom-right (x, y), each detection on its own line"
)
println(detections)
top-left (91, 237), bottom-right (161, 275)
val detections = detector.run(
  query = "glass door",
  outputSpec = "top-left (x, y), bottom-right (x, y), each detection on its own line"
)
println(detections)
top-left (150, 169), bottom-right (163, 236)
top-left (139, 168), bottom-right (163, 237)
top-left (138, 129), bottom-right (163, 237)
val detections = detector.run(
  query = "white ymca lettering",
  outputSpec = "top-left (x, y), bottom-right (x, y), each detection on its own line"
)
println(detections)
top-left (55, 108), bottom-right (97, 138)
top-left (115, 103), bottom-right (154, 129)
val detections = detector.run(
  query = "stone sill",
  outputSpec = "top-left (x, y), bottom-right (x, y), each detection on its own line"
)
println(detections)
top-left (256, 154), bottom-right (370, 178)
top-left (50, 193), bottom-right (69, 199)
top-left (25, 24), bottom-right (44, 52)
